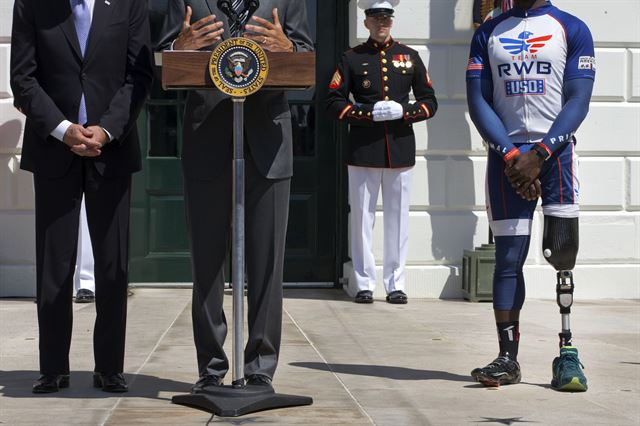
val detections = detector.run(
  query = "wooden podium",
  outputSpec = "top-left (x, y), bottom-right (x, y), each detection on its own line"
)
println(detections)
top-left (162, 48), bottom-right (315, 417)
top-left (162, 50), bottom-right (315, 90)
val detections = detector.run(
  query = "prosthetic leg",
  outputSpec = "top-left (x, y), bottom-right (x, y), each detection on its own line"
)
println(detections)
top-left (542, 216), bottom-right (587, 391)
top-left (542, 216), bottom-right (578, 347)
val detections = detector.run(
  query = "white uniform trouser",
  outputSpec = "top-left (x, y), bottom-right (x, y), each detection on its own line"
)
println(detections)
top-left (74, 196), bottom-right (95, 292)
top-left (348, 165), bottom-right (413, 294)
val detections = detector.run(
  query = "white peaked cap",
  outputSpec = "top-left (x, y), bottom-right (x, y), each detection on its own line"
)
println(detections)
top-left (357, 0), bottom-right (400, 11)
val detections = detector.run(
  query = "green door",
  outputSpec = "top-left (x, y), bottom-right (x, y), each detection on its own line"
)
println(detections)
top-left (129, 0), bottom-right (350, 284)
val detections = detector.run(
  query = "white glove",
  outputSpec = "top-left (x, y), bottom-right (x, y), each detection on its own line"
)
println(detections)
top-left (372, 101), bottom-right (386, 122)
top-left (372, 100), bottom-right (404, 122)
top-left (385, 100), bottom-right (404, 120)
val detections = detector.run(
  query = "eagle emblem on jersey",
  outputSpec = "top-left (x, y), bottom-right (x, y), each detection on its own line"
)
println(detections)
top-left (499, 31), bottom-right (553, 55)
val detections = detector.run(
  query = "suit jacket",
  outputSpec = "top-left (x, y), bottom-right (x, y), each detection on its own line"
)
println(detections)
top-left (156, 0), bottom-right (313, 180)
top-left (11, 0), bottom-right (154, 178)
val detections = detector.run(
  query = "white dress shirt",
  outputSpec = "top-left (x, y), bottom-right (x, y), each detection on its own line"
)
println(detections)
top-left (51, 0), bottom-right (113, 143)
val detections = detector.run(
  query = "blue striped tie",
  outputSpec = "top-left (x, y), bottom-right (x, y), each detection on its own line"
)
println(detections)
top-left (229, 0), bottom-right (246, 37)
top-left (72, 0), bottom-right (90, 124)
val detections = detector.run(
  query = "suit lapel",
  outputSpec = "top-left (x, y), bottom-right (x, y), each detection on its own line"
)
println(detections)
top-left (84, 0), bottom-right (115, 63)
top-left (59, 1), bottom-right (83, 61)
top-left (206, 0), bottom-right (230, 38)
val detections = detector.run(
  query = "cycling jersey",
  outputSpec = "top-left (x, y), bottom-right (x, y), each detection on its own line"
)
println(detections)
top-left (467, 1), bottom-right (595, 159)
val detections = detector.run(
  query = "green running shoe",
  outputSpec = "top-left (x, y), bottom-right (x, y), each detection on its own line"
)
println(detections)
top-left (551, 346), bottom-right (588, 392)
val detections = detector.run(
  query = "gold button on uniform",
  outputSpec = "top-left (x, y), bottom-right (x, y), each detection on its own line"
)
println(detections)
top-left (384, 86), bottom-right (389, 92)
top-left (383, 76), bottom-right (388, 81)
top-left (384, 96), bottom-right (390, 101)
top-left (382, 59), bottom-right (387, 64)
top-left (383, 67), bottom-right (388, 72)
top-left (381, 51), bottom-right (386, 56)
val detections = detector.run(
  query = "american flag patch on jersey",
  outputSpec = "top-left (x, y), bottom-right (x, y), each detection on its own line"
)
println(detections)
top-left (467, 57), bottom-right (484, 71)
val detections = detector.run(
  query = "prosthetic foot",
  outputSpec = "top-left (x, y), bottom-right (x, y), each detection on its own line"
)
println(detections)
top-left (550, 270), bottom-right (587, 391)
top-left (552, 345), bottom-right (587, 391)
top-left (544, 216), bottom-right (587, 392)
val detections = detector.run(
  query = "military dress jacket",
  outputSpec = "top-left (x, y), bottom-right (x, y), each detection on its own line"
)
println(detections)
top-left (327, 38), bottom-right (438, 168)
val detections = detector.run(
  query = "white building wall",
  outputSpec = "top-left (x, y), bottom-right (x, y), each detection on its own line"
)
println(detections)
top-left (0, 0), bottom-right (35, 297)
top-left (343, 0), bottom-right (640, 299)
top-left (0, 0), bottom-right (638, 298)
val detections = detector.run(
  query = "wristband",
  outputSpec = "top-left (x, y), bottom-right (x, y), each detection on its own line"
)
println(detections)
top-left (532, 144), bottom-right (550, 161)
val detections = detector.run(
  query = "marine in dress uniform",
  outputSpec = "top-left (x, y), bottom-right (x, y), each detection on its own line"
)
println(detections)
top-left (327, 0), bottom-right (438, 304)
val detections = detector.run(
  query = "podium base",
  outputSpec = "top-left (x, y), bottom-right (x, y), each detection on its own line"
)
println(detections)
top-left (172, 384), bottom-right (313, 417)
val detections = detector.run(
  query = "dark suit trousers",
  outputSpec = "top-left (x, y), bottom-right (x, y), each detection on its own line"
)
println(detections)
top-left (184, 153), bottom-right (290, 380)
top-left (34, 157), bottom-right (131, 375)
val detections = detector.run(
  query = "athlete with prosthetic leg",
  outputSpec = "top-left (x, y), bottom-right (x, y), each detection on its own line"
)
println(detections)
top-left (466, 0), bottom-right (595, 391)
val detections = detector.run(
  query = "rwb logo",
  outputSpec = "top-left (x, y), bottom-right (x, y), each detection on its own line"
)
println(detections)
top-left (499, 31), bottom-right (553, 55)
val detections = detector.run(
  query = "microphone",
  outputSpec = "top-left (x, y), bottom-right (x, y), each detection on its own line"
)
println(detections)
top-left (217, 0), bottom-right (234, 18)
top-left (244, 0), bottom-right (259, 15)
top-left (242, 0), bottom-right (260, 29)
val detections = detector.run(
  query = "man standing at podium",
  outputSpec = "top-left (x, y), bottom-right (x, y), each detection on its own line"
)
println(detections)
top-left (157, 1), bottom-right (313, 392)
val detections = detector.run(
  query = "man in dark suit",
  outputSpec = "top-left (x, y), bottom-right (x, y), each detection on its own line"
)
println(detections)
top-left (157, 0), bottom-right (312, 391)
top-left (10, 0), bottom-right (153, 393)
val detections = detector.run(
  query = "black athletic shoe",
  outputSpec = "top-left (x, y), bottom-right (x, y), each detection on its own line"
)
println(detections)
top-left (471, 355), bottom-right (522, 387)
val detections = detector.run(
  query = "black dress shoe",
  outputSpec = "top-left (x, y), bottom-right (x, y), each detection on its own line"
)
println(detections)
top-left (75, 289), bottom-right (95, 304)
top-left (386, 290), bottom-right (408, 304)
top-left (93, 373), bottom-right (128, 393)
top-left (246, 374), bottom-right (272, 388)
top-left (32, 374), bottom-right (69, 393)
top-left (354, 290), bottom-right (374, 304)
top-left (191, 374), bottom-right (223, 393)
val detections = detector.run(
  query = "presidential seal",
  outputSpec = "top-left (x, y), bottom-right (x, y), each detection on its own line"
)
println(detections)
top-left (209, 37), bottom-right (269, 98)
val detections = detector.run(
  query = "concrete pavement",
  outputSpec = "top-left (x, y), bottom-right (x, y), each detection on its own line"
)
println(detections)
top-left (1, 288), bottom-right (638, 425)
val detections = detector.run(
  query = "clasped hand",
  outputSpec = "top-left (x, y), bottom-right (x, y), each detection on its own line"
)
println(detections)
top-left (505, 150), bottom-right (544, 201)
top-left (63, 124), bottom-right (108, 157)
top-left (373, 100), bottom-right (403, 122)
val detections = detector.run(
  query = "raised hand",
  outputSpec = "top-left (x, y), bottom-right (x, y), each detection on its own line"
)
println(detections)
top-left (244, 8), bottom-right (294, 52)
top-left (174, 5), bottom-right (224, 50)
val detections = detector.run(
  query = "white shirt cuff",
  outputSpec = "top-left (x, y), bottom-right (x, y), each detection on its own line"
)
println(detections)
top-left (51, 120), bottom-right (72, 142)
top-left (102, 127), bottom-right (114, 142)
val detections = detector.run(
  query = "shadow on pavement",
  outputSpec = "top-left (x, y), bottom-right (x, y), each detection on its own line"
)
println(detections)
top-left (289, 362), bottom-right (473, 382)
top-left (0, 370), bottom-right (191, 400)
